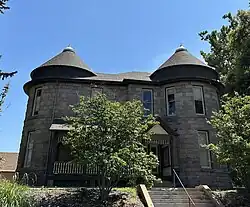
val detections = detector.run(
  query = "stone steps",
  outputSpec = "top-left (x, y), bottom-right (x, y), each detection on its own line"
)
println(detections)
top-left (149, 188), bottom-right (215, 207)
top-left (151, 198), bottom-right (211, 203)
top-left (152, 203), bottom-right (215, 207)
top-left (150, 195), bottom-right (206, 199)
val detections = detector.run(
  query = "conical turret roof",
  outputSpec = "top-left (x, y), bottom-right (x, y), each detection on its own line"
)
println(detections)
top-left (150, 45), bottom-right (219, 82)
top-left (157, 45), bottom-right (212, 70)
top-left (38, 46), bottom-right (93, 72)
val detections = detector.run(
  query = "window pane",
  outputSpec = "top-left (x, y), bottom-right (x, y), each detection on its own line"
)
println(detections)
top-left (200, 149), bottom-right (210, 167)
top-left (198, 131), bottom-right (211, 168)
top-left (32, 88), bottom-right (42, 116)
top-left (166, 88), bottom-right (176, 116)
top-left (195, 100), bottom-right (204, 114)
top-left (143, 90), bottom-right (152, 102)
top-left (168, 101), bottom-right (176, 115)
top-left (142, 90), bottom-right (153, 115)
top-left (168, 94), bottom-right (175, 102)
top-left (193, 87), bottom-right (202, 100)
top-left (37, 89), bottom-right (42, 97)
top-left (143, 102), bottom-right (152, 115)
top-left (167, 88), bottom-right (174, 94)
top-left (35, 96), bottom-right (41, 112)
top-left (198, 132), bottom-right (207, 145)
top-left (24, 132), bottom-right (34, 168)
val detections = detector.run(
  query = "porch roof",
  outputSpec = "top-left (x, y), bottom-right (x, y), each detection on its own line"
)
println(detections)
top-left (49, 117), bottom-right (178, 137)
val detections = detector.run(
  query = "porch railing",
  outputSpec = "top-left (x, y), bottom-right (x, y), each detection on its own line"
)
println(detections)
top-left (53, 162), bottom-right (134, 175)
top-left (53, 162), bottom-right (99, 175)
top-left (173, 169), bottom-right (196, 207)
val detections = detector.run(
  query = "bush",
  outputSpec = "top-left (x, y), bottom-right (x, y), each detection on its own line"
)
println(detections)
top-left (0, 180), bottom-right (34, 207)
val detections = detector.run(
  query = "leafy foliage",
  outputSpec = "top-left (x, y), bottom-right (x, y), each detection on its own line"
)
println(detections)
top-left (0, 0), bottom-right (9, 14)
top-left (0, 57), bottom-right (17, 114)
top-left (208, 94), bottom-right (250, 189)
top-left (0, 180), bottom-right (35, 207)
top-left (64, 94), bottom-right (158, 204)
top-left (199, 10), bottom-right (250, 95)
top-left (0, 0), bottom-right (17, 113)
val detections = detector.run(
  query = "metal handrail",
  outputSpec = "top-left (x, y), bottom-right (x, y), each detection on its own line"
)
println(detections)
top-left (173, 169), bottom-right (196, 207)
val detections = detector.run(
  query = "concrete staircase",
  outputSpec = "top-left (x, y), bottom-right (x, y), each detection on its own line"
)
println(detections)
top-left (149, 187), bottom-right (215, 207)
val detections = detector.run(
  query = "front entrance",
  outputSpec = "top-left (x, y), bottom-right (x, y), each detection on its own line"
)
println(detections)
top-left (148, 143), bottom-right (172, 181)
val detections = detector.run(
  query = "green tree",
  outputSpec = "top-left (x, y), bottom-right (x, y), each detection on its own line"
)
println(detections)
top-left (0, 59), bottom-right (17, 113)
top-left (63, 94), bottom-right (158, 205)
top-left (199, 10), bottom-right (250, 95)
top-left (0, 0), bottom-right (17, 112)
top-left (208, 94), bottom-right (250, 189)
top-left (0, 0), bottom-right (9, 14)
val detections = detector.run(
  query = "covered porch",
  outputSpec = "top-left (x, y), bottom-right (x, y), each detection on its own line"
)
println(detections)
top-left (46, 118), bottom-right (179, 185)
top-left (147, 122), bottom-right (179, 181)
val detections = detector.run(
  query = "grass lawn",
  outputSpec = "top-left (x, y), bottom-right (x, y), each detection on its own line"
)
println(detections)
top-left (113, 187), bottom-right (137, 200)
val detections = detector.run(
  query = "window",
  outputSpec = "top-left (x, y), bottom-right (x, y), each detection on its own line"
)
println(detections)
top-left (32, 88), bottom-right (42, 116)
top-left (91, 87), bottom-right (103, 97)
top-left (24, 132), bottom-right (34, 168)
top-left (197, 131), bottom-right (211, 168)
top-left (142, 89), bottom-right (153, 115)
top-left (193, 86), bottom-right (205, 115)
top-left (166, 88), bottom-right (176, 116)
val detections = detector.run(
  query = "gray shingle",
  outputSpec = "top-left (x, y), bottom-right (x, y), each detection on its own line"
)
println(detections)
top-left (38, 46), bottom-right (94, 73)
top-left (78, 71), bottom-right (152, 82)
top-left (157, 46), bottom-right (213, 70)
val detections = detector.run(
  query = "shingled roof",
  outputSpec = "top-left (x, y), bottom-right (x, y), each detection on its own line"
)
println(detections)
top-left (37, 46), bottom-right (94, 73)
top-left (157, 45), bottom-right (213, 70)
top-left (0, 152), bottom-right (18, 172)
top-left (79, 71), bottom-right (151, 82)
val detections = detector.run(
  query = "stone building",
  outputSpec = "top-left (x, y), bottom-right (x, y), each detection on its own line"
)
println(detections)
top-left (17, 45), bottom-right (231, 188)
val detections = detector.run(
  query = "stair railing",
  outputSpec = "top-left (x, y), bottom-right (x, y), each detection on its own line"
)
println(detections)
top-left (173, 169), bottom-right (196, 207)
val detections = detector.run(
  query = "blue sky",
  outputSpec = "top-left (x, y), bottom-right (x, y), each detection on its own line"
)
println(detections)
top-left (0, 0), bottom-right (248, 152)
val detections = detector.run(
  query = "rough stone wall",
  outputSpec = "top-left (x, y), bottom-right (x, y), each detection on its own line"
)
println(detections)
top-left (17, 83), bottom-right (59, 185)
top-left (18, 79), bottom-right (231, 188)
top-left (115, 81), bottom-right (231, 188)
top-left (163, 81), bottom-right (231, 189)
top-left (127, 84), bottom-right (163, 115)
top-left (17, 81), bottom-right (128, 185)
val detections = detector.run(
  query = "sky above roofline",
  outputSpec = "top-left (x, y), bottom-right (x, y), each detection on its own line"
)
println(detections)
top-left (0, 0), bottom-right (248, 152)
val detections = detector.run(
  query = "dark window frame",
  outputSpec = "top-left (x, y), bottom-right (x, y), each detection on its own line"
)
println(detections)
top-left (31, 88), bottom-right (42, 116)
top-left (193, 86), bottom-right (205, 115)
top-left (165, 87), bottom-right (176, 116)
top-left (142, 88), bottom-right (154, 116)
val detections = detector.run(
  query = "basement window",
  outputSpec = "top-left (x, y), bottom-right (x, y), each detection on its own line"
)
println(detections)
top-left (32, 88), bottom-right (42, 116)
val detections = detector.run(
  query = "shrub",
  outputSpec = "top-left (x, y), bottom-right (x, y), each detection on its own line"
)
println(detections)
top-left (0, 179), bottom-right (34, 207)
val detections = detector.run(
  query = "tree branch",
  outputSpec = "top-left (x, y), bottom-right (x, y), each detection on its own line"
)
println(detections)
top-left (0, 71), bottom-right (17, 80)
top-left (0, 0), bottom-right (9, 14)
